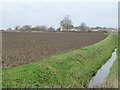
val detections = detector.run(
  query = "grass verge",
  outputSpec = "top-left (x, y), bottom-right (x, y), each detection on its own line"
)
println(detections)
top-left (2, 33), bottom-right (118, 88)
top-left (104, 57), bottom-right (118, 88)
top-left (104, 34), bottom-right (119, 88)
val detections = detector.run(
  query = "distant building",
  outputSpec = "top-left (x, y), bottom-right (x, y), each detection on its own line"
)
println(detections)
top-left (60, 27), bottom-right (78, 31)
top-left (112, 29), bottom-right (118, 33)
top-left (92, 29), bottom-right (99, 32)
top-left (60, 26), bottom-right (90, 32)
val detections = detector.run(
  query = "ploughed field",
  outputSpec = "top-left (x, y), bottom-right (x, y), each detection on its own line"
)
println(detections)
top-left (2, 32), bottom-right (107, 68)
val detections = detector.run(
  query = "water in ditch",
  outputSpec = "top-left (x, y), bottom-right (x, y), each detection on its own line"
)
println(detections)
top-left (88, 48), bottom-right (117, 88)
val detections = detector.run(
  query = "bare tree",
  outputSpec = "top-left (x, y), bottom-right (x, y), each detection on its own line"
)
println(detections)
top-left (34, 26), bottom-right (41, 31)
top-left (95, 26), bottom-right (102, 29)
top-left (33, 25), bottom-right (47, 31)
top-left (60, 15), bottom-right (73, 31)
top-left (7, 28), bottom-right (12, 31)
top-left (79, 22), bottom-right (87, 31)
top-left (40, 25), bottom-right (47, 31)
top-left (15, 26), bottom-right (21, 31)
top-left (48, 27), bottom-right (55, 31)
top-left (56, 27), bottom-right (60, 31)
top-left (22, 25), bottom-right (32, 31)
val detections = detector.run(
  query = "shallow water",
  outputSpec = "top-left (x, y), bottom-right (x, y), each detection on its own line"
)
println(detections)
top-left (88, 49), bottom-right (117, 88)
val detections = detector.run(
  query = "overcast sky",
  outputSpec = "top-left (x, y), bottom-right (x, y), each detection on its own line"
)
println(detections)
top-left (1, 0), bottom-right (118, 29)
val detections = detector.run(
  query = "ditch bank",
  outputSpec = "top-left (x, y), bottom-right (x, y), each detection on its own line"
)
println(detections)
top-left (87, 48), bottom-right (117, 88)
top-left (104, 57), bottom-right (118, 88)
top-left (2, 33), bottom-right (118, 88)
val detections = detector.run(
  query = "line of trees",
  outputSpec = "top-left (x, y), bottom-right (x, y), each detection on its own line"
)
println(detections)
top-left (4, 15), bottom-right (112, 32)
top-left (60, 15), bottom-right (89, 31)
top-left (6, 15), bottom-right (89, 32)
top-left (60, 15), bottom-right (114, 31)
top-left (13, 25), bottom-right (56, 32)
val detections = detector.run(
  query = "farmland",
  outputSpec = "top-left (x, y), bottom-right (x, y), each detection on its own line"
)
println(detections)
top-left (2, 32), bottom-right (118, 88)
top-left (2, 34), bottom-right (117, 88)
top-left (2, 32), bottom-right (107, 68)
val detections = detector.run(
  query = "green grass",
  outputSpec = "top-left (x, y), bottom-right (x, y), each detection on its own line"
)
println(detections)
top-left (2, 33), bottom-right (118, 88)
top-left (104, 34), bottom-right (119, 88)
top-left (104, 57), bottom-right (118, 88)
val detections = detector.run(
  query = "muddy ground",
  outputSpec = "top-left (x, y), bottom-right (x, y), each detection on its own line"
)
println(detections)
top-left (2, 32), bottom-right (107, 68)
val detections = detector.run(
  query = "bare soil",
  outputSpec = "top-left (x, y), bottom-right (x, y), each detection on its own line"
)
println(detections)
top-left (2, 32), bottom-right (107, 68)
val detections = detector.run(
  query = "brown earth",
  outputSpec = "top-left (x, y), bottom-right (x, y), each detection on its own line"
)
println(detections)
top-left (2, 31), bottom-right (107, 68)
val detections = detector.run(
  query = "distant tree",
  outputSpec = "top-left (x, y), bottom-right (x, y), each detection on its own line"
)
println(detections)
top-left (15, 26), bottom-right (21, 31)
top-left (39, 25), bottom-right (47, 31)
top-left (95, 26), bottom-right (102, 29)
top-left (1, 30), bottom-right (4, 32)
top-left (79, 22), bottom-right (87, 31)
top-left (22, 25), bottom-right (32, 31)
top-left (32, 27), bottom-right (36, 31)
top-left (56, 27), bottom-right (60, 31)
top-left (60, 15), bottom-right (73, 31)
top-left (34, 26), bottom-right (41, 31)
top-left (7, 28), bottom-right (12, 31)
top-left (47, 27), bottom-right (55, 31)
top-left (103, 27), bottom-right (107, 29)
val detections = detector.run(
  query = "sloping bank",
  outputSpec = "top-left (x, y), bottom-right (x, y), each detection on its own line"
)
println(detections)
top-left (2, 33), bottom-right (118, 88)
top-left (104, 35), bottom-right (119, 88)
top-left (104, 57), bottom-right (118, 88)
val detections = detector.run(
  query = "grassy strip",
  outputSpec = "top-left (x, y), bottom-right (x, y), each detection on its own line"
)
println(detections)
top-left (104, 57), bottom-right (118, 88)
top-left (2, 33), bottom-right (118, 88)
top-left (104, 34), bottom-right (119, 88)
